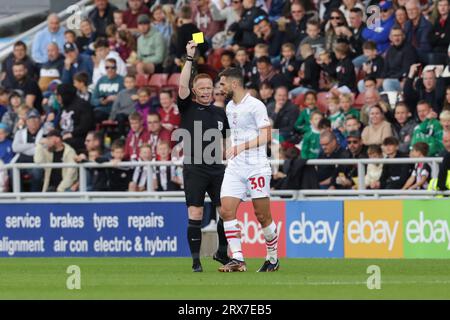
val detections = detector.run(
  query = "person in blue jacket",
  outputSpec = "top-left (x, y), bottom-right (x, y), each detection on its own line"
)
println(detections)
top-left (61, 43), bottom-right (94, 85)
top-left (361, 0), bottom-right (396, 54)
top-left (404, 0), bottom-right (432, 64)
top-left (0, 123), bottom-right (14, 164)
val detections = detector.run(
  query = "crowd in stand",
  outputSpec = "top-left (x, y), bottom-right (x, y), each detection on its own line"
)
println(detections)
top-left (0, 0), bottom-right (449, 193)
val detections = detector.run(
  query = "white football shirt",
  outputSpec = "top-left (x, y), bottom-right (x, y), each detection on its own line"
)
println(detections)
top-left (225, 93), bottom-right (271, 168)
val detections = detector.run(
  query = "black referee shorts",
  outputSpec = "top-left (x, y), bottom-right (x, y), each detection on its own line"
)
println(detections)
top-left (183, 164), bottom-right (225, 207)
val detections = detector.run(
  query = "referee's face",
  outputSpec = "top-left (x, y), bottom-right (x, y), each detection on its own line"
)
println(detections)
top-left (193, 78), bottom-right (213, 105)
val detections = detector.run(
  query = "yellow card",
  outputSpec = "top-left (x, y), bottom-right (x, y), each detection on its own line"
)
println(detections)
top-left (192, 32), bottom-right (204, 44)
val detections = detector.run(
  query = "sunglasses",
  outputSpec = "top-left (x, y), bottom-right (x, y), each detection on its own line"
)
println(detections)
top-left (105, 66), bottom-right (116, 70)
top-left (347, 140), bottom-right (360, 145)
top-left (254, 15), bottom-right (267, 24)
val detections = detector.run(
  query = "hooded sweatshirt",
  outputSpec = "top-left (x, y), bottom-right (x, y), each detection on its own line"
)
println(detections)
top-left (57, 84), bottom-right (95, 152)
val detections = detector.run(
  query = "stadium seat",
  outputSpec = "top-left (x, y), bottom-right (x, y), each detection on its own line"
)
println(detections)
top-left (354, 92), bottom-right (365, 109)
top-left (162, 73), bottom-right (181, 95)
top-left (293, 93), bottom-right (304, 107)
top-left (207, 48), bottom-right (225, 71)
top-left (135, 73), bottom-right (149, 88)
top-left (148, 73), bottom-right (169, 94)
top-left (316, 92), bottom-right (329, 114)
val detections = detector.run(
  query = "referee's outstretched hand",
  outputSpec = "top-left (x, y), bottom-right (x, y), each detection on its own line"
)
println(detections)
top-left (186, 41), bottom-right (197, 57)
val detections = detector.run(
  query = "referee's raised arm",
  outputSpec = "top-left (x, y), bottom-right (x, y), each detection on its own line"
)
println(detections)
top-left (178, 41), bottom-right (197, 100)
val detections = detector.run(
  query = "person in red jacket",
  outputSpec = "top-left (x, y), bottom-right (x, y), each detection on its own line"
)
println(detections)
top-left (124, 111), bottom-right (149, 161)
top-left (158, 89), bottom-right (181, 133)
top-left (146, 112), bottom-right (171, 159)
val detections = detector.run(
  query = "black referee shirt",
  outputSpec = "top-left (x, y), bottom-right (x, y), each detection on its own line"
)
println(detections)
top-left (177, 94), bottom-right (229, 166)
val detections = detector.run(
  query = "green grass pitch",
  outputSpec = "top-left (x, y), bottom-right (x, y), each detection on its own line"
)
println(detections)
top-left (0, 258), bottom-right (449, 299)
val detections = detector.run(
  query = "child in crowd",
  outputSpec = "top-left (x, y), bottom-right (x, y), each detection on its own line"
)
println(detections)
top-left (64, 30), bottom-right (77, 46)
top-left (279, 43), bottom-right (300, 89)
top-left (135, 87), bottom-right (159, 128)
top-left (297, 18), bottom-right (325, 58)
top-left (392, 102), bottom-right (417, 154)
top-left (340, 93), bottom-right (360, 119)
top-left (219, 50), bottom-right (235, 72)
top-left (300, 111), bottom-right (323, 159)
top-left (258, 81), bottom-right (275, 106)
top-left (42, 79), bottom-right (62, 130)
top-left (2, 91), bottom-right (24, 135)
top-left (154, 140), bottom-right (180, 191)
top-left (73, 72), bottom-right (91, 102)
top-left (402, 142), bottom-right (431, 190)
top-left (116, 30), bottom-right (136, 63)
top-left (294, 91), bottom-right (318, 135)
top-left (106, 24), bottom-right (118, 50)
top-left (365, 144), bottom-right (383, 189)
top-left (234, 47), bottom-right (252, 86)
top-left (104, 139), bottom-right (132, 191)
top-left (113, 9), bottom-right (126, 30)
top-left (358, 41), bottom-right (384, 92)
top-left (327, 94), bottom-right (345, 131)
top-left (129, 143), bottom-right (153, 192)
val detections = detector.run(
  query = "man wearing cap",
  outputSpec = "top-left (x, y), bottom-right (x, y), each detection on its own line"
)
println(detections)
top-left (11, 108), bottom-right (45, 191)
top-left (34, 129), bottom-right (78, 192)
top-left (135, 14), bottom-right (166, 76)
top-left (61, 42), bottom-right (94, 85)
top-left (361, 0), bottom-right (395, 54)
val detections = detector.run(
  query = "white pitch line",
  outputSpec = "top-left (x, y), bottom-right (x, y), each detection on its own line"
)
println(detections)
top-left (296, 280), bottom-right (450, 286)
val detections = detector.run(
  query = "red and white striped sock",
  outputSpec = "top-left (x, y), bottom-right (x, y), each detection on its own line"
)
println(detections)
top-left (263, 221), bottom-right (278, 264)
top-left (223, 219), bottom-right (244, 261)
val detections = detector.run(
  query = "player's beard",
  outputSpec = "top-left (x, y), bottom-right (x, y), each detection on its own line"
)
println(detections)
top-left (225, 90), bottom-right (234, 101)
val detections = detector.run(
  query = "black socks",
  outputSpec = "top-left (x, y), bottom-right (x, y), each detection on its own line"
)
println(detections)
top-left (187, 219), bottom-right (202, 265)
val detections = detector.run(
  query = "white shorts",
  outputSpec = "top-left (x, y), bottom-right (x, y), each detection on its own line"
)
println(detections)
top-left (220, 166), bottom-right (272, 200)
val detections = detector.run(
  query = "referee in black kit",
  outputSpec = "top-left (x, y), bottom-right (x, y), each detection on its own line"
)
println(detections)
top-left (177, 40), bottom-right (230, 272)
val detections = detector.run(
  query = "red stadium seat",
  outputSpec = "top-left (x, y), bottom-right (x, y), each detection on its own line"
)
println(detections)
top-left (148, 73), bottom-right (169, 95)
top-left (316, 92), bottom-right (329, 114)
top-left (207, 48), bottom-right (225, 70)
top-left (135, 73), bottom-right (149, 88)
top-left (162, 73), bottom-right (181, 94)
top-left (293, 93), bottom-right (304, 107)
top-left (354, 93), bottom-right (365, 109)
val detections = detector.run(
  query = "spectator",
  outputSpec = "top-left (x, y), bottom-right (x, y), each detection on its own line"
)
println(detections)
top-left (284, 2), bottom-right (308, 49)
top-left (38, 43), bottom-right (65, 92)
top-left (135, 14), bottom-right (166, 75)
top-left (92, 38), bottom-right (127, 86)
top-left (209, 0), bottom-right (243, 33)
top-left (91, 58), bottom-right (125, 123)
top-left (381, 26), bottom-right (419, 92)
top-left (228, 0), bottom-right (266, 49)
top-left (362, 104), bottom-right (394, 146)
top-left (109, 74), bottom-right (139, 135)
top-left (402, 142), bottom-right (431, 190)
top-left (154, 140), bottom-right (180, 191)
top-left (404, 0), bottom-right (432, 64)
top-left (340, 93), bottom-right (360, 119)
top-left (219, 50), bottom-right (235, 72)
top-left (158, 89), bottom-right (181, 133)
top-left (253, 15), bottom-right (284, 58)
top-left (115, 30), bottom-right (137, 63)
top-left (76, 19), bottom-right (97, 55)
top-left (0, 123), bottom-right (14, 164)
top-left (151, 5), bottom-right (173, 46)
top-left (428, 0), bottom-right (450, 65)
top-left (234, 47), bottom-right (253, 86)
top-left (129, 143), bottom-right (153, 191)
top-left (411, 100), bottom-right (444, 156)
top-left (57, 83), bottom-right (95, 153)
top-left (357, 41), bottom-right (384, 92)
top-left (1, 41), bottom-right (39, 86)
top-left (361, 0), bottom-right (396, 54)
top-left (394, 6), bottom-right (408, 31)
top-left (75, 147), bottom-right (106, 191)
top-left (123, 0), bottom-right (150, 32)
top-left (343, 114), bottom-right (362, 136)
top-left (12, 109), bottom-right (45, 191)
top-left (297, 18), bottom-right (325, 58)
top-left (2, 62), bottom-right (43, 112)
top-left (61, 42), bottom-right (94, 85)
top-left (191, 0), bottom-right (224, 44)
top-left (82, 131), bottom-right (105, 156)
top-left (88, 0), bottom-right (118, 38)
top-left (124, 111), bottom-right (149, 161)
top-left (2, 91), bottom-right (24, 134)
top-left (318, 117), bottom-right (348, 150)
top-left (341, 130), bottom-right (368, 188)
top-left (290, 43), bottom-right (320, 97)
top-left (365, 144), bottom-right (383, 189)
top-left (338, 7), bottom-right (366, 66)
top-left (441, 110), bottom-right (450, 134)
top-left (316, 131), bottom-right (351, 189)
top-left (279, 43), bottom-right (301, 90)
top-left (324, 8), bottom-right (348, 52)
top-left (392, 101), bottom-right (418, 154)
top-left (327, 95), bottom-right (345, 131)
top-left (294, 91), bottom-right (319, 136)
top-left (146, 113), bottom-right (171, 158)
top-left (437, 131), bottom-right (450, 190)
top-left (324, 39), bottom-right (358, 93)
top-left (300, 111), bottom-right (323, 159)
top-left (375, 136), bottom-right (411, 189)
top-left (339, 0), bottom-right (366, 25)
top-left (73, 72), bottom-right (91, 102)
top-left (404, 64), bottom-right (445, 115)
top-left (135, 87), bottom-right (159, 128)
top-left (102, 138), bottom-right (132, 191)
top-left (31, 14), bottom-right (65, 64)
top-left (360, 88), bottom-right (381, 126)
top-left (113, 9), bottom-right (125, 31)
top-left (34, 129), bottom-right (77, 192)
top-left (249, 56), bottom-right (289, 89)
top-left (267, 86), bottom-right (299, 141)
top-left (213, 84), bottom-right (226, 108)
top-left (258, 81), bottom-right (275, 105)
